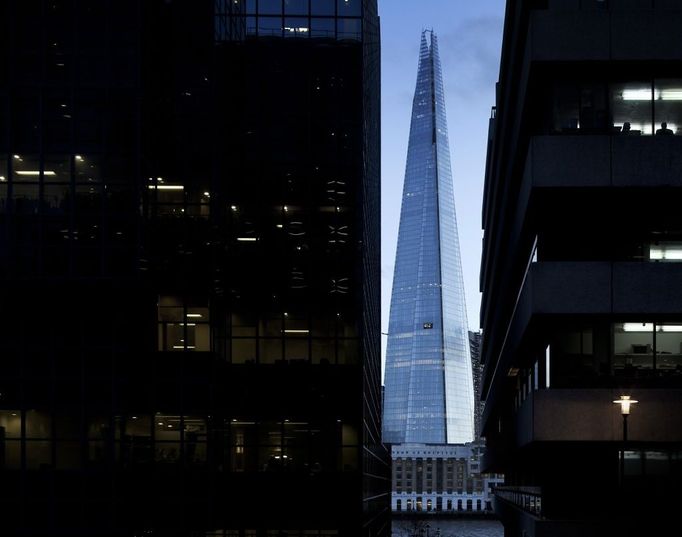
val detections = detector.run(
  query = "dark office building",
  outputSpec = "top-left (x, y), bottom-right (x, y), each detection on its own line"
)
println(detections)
top-left (481, 1), bottom-right (682, 536)
top-left (0, 1), bottom-right (388, 535)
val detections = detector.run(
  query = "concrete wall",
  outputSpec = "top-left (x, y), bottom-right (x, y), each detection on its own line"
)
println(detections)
top-left (516, 388), bottom-right (682, 444)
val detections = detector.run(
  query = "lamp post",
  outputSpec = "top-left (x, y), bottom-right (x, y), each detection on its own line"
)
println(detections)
top-left (613, 395), bottom-right (638, 485)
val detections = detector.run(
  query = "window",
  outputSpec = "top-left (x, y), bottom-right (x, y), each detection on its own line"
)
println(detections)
top-left (613, 322), bottom-right (654, 374)
top-left (157, 296), bottom-right (210, 352)
top-left (259, 0), bottom-right (282, 14)
top-left (649, 241), bottom-right (682, 261)
top-left (336, 18), bottom-right (361, 41)
top-left (654, 324), bottom-right (682, 373)
top-left (258, 16), bottom-right (282, 37)
top-left (284, 0), bottom-right (307, 15)
top-left (611, 81), bottom-right (653, 135)
top-left (547, 78), bottom-right (682, 136)
top-left (311, 18), bottom-right (335, 38)
top-left (396, 499), bottom-right (402, 512)
top-left (654, 79), bottom-right (682, 136)
top-left (551, 327), bottom-right (595, 385)
top-left (284, 17), bottom-right (309, 38)
top-left (311, 0), bottom-right (335, 15)
top-left (337, 0), bottom-right (361, 17)
top-left (611, 321), bottom-right (682, 376)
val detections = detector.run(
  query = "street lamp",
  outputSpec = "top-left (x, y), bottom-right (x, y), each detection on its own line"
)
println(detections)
top-left (613, 395), bottom-right (638, 484)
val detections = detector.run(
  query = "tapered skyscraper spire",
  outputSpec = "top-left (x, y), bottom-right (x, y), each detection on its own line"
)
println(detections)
top-left (383, 31), bottom-right (475, 445)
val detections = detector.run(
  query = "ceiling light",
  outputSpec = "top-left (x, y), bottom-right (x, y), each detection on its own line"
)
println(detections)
top-left (147, 185), bottom-right (184, 190)
top-left (622, 323), bottom-right (654, 332)
top-left (237, 237), bottom-right (257, 242)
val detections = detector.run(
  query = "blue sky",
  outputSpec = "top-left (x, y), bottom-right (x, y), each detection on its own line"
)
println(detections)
top-left (380, 0), bottom-right (506, 373)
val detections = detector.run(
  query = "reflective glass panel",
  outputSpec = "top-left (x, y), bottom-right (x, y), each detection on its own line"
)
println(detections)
top-left (311, 0), bottom-right (335, 15)
top-left (337, 0), bottom-right (361, 16)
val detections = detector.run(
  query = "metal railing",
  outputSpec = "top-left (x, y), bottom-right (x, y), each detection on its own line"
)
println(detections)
top-left (494, 486), bottom-right (543, 517)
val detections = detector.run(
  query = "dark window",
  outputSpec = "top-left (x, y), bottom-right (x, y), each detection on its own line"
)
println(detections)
top-left (312, 0), bottom-right (335, 15)
top-left (284, 0), bottom-right (308, 15)
top-left (337, 0), bottom-right (361, 17)
top-left (259, 0), bottom-right (282, 15)
top-left (258, 16), bottom-right (283, 37)
top-left (337, 18), bottom-right (361, 41)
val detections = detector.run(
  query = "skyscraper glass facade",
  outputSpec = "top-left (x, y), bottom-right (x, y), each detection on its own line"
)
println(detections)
top-left (383, 31), bottom-right (475, 445)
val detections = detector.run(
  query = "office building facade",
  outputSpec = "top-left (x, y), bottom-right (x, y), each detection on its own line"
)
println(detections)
top-left (0, 1), bottom-right (388, 535)
top-left (383, 30), bottom-right (475, 446)
top-left (481, 1), bottom-right (682, 535)
top-left (391, 443), bottom-right (502, 515)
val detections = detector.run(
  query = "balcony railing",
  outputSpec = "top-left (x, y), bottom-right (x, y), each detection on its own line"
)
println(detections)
top-left (494, 486), bottom-right (543, 517)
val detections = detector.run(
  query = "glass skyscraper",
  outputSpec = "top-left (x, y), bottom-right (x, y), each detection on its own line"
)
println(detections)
top-left (383, 30), bottom-right (475, 445)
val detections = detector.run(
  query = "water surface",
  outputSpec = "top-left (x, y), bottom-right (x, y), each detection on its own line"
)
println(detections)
top-left (392, 518), bottom-right (503, 537)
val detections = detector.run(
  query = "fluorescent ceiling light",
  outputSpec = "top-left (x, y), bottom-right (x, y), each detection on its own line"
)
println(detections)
top-left (16, 171), bottom-right (57, 176)
top-left (659, 89), bottom-right (682, 100)
top-left (283, 329), bottom-right (309, 334)
top-left (658, 325), bottom-right (682, 332)
top-left (622, 88), bottom-right (682, 101)
top-left (622, 323), bottom-right (653, 332)
top-left (237, 237), bottom-right (257, 242)
top-left (622, 89), bottom-right (652, 101)
top-left (650, 244), bottom-right (682, 260)
top-left (148, 185), bottom-right (184, 190)
top-left (186, 313), bottom-right (203, 318)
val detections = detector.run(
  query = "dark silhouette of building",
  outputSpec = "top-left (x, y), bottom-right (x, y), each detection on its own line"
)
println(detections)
top-left (481, 1), bottom-right (682, 536)
top-left (469, 330), bottom-right (484, 439)
top-left (0, 1), bottom-right (388, 535)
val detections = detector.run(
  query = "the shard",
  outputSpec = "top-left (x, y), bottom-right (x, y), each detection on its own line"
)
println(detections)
top-left (383, 30), bottom-right (475, 445)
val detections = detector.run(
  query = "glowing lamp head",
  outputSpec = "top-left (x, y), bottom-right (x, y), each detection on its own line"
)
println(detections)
top-left (613, 395), bottom-right (638, 415)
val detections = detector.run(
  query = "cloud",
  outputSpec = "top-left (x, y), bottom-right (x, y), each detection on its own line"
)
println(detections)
top-left (437, 15), bottom-right (504, 99)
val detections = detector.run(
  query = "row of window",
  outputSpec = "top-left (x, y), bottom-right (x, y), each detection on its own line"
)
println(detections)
top-left (394, 498), bottom-right (487, 512)
top-left (0, 413), bottom-right (359, 472)
top-left (551, 322), bottom-right (682, 381)
top-left (217, 0), bottom-right (362, 17)
top-left (546, 79), bottom-right (682, 136)
top-left (215, 16), bottom-right (361, 41)
top-left (203, 529), bottom-right (339, 537)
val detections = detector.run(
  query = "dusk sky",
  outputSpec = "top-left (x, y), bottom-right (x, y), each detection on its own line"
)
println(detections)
top-left (380, 0), bottom-right (506, 375)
